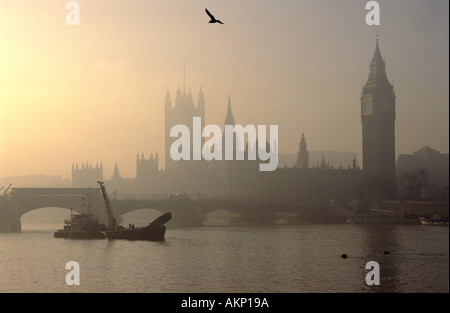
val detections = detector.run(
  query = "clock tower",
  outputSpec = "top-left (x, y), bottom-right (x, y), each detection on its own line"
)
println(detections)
top-left (361, 39), bottom-right (396, 198)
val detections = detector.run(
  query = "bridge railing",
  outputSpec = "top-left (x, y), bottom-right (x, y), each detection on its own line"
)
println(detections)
top-left (10, 188), bottom-right (102, 196)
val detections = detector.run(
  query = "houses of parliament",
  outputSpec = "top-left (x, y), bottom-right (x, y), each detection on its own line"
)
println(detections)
top-left (71, 40), bottom-right (448, 204)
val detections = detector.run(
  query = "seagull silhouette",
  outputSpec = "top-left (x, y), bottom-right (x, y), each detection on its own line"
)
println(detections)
top-left (205, 8), bottom-right (224, 24)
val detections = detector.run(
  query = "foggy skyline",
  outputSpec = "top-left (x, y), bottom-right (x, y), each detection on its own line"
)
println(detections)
top-left (1, 0), bottom-right (448, 179)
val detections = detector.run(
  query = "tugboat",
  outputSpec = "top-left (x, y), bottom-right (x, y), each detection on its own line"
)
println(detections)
top-left (54, 210), bottom-right (106, 239)
top-left (54, 188), bottom-right (106, 239)
top-left (419, 214), bottom-right (449, 226)
top-left (53, 186), bottom-right (106, 239)
top-left (97, 181), bottom-right (171, 241)
top-left (54, 183), bottom-right (171, 240)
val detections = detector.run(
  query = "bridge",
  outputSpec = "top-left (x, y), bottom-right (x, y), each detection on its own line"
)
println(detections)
top-left (0, 188), bottom-right (347, 231)
top-left (4, 188), bottom-right (445, 232)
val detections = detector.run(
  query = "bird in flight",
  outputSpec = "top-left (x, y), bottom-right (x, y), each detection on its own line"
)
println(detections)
top-left (205, 8), bottom-right (224, 24)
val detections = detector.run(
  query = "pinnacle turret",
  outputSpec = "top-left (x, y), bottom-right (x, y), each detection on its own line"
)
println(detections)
top-left (224, 95), bottom-right (235, 126)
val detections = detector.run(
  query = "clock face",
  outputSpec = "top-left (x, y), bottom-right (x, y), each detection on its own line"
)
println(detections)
top-left (362, 98), bottom-right (373, 116)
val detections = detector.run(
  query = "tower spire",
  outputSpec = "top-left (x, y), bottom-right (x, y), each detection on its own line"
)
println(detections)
top-left (363, 38), bottom-right (391, 91)
top-left (296, 133), bottom-right (309, 169)
top-left (165, 88), bottom-right (171, 110)
top-left (371, 36), bottom-right (385, 68)
top-left (224, 95), bottom-right (235, 126)
top-left (198, 86), bottom-right (205, 109)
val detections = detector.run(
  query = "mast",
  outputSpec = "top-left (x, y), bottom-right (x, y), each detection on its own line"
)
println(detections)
top-left (97, 181), bottom-right (116, 229)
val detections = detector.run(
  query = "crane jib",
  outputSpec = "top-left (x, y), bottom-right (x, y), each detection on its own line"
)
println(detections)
top-left (97, 181), bottom-right (116, 229)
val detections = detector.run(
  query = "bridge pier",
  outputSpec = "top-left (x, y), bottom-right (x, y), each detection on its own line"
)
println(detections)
top-left (0, 210), bottom-right (21, 232)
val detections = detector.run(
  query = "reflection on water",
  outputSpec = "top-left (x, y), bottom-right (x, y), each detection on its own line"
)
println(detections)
top-left (361, 225), bottom-right (400, 292)
top-left (2, 215), bottom-right (449, 293)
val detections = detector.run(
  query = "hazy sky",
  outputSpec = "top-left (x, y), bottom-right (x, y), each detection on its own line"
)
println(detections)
top-left (0, 0), bottom-right (448, 179)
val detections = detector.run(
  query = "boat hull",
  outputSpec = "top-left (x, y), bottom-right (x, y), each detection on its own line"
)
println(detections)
top-left (54, 212), bottom-right (171, 241)
top-left (419, 214), bottom-right (449, 226)
top-left (104, 225), bottom-right (166, 241)
top-left (54, 230), bottom-right (106, 239)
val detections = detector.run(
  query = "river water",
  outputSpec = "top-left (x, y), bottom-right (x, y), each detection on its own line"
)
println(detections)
top-left (0, 210), bottom-right (448, 293)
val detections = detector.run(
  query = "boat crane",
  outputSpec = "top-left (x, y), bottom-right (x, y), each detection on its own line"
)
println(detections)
top-left (2, 184), bottom-right (12, 198)
top-left (97, 181), bottom-right (117, 229)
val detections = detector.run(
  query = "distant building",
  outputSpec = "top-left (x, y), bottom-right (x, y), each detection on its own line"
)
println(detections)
top-left (72, 162), bottom-right (103, 188)
top-left (397, 146), bottom-right (449, 191)
top-left (279, 151), bottom-right (358, 170)
top-left (135, 152), bottom-right (159, 194)
top-left (360, 39), bottom-right (397, 199)
top-left (108, 162), bottom-right (134, 196)
top-left (101, 86), bottom-right (363, 203)
top-left (222, 95), bottom-right (239, 162)
top-left (136, 152), bottom-right (159, 181)
top-left (224, 95), bottom-right (235, 126)
top-left (296, 134), bottom-right (309, 169)
top-left (164, 86), bottom-right (205, 171)
top-left (88, 41), bottom-right (398, 204)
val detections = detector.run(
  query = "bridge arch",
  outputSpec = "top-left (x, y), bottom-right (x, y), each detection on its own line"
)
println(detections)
top-left (204, 209), bottom-right (233, 226)
top-left (20, 207), bottom-right (81, 230)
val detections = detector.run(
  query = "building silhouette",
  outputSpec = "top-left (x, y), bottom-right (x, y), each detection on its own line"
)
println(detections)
top-left (224, 95), bottom-right (235, 126)
top-left (71, 88), bottom-right (363, 206)
top-left (296, 133), bottom-right (309, 169)
top-left (164, 86), bottom-right (205, 171)
top-left (136, 152), bottom-right (159, 183)
top-left (360, 39), bottom-right (397, 199)
top-left (72, 162), bottom-right (103, 188)
top-left (70, 40), bottom-right (412, 206)
top-left (397, 146), bottom-right (449, 198)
